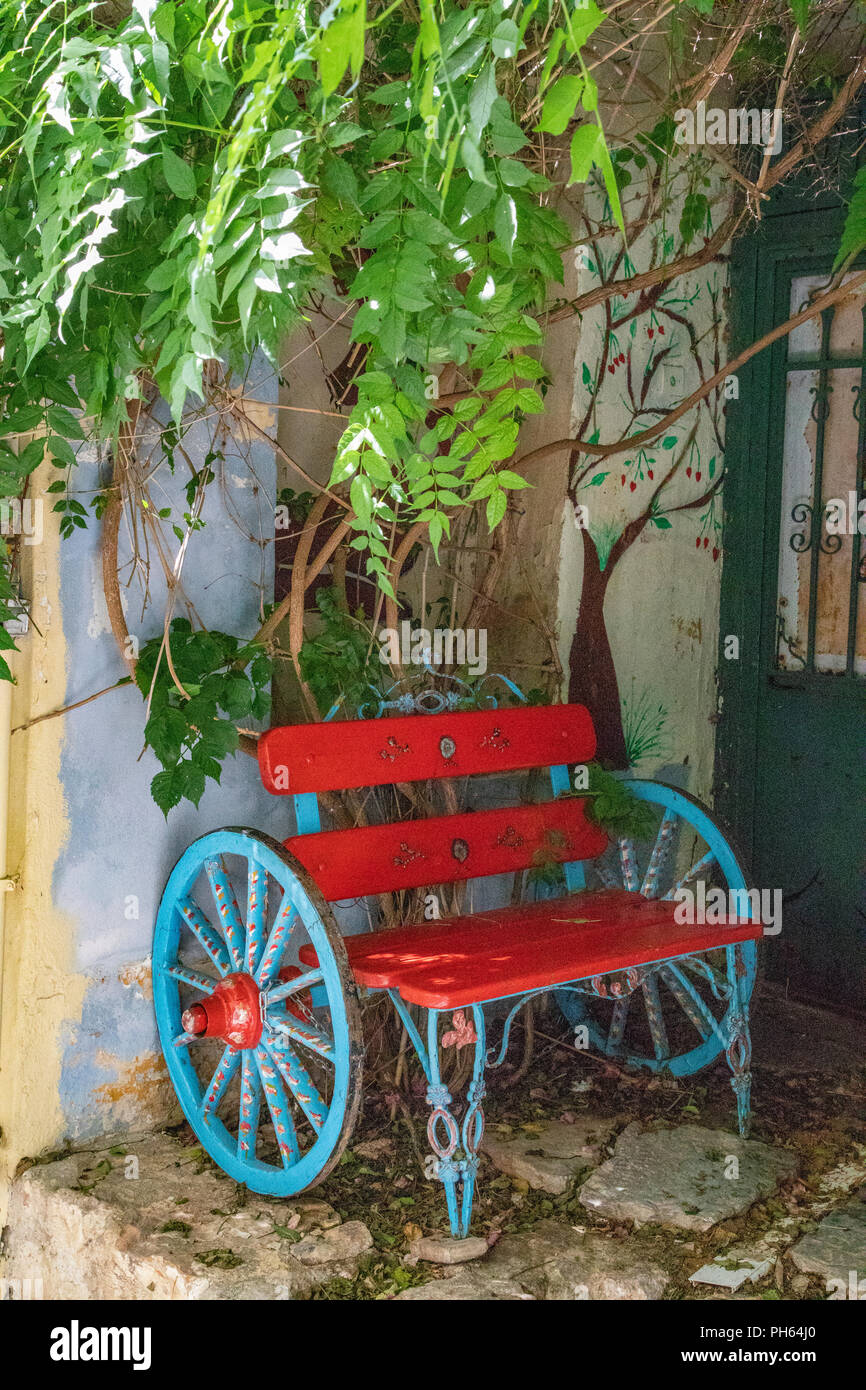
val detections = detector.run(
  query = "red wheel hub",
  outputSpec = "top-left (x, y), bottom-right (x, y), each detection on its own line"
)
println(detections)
top-left (182, 972), bottom-right (262, 1049)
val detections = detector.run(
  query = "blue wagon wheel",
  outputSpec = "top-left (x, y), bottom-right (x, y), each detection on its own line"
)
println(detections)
top-left (153, 828), bottom-right (363, 1194)
top-left (557, 781), bottom-right (758, 1078)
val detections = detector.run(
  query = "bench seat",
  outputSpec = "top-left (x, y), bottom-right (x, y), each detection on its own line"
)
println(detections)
top-left (298, 889), bottom-right (762, 1009)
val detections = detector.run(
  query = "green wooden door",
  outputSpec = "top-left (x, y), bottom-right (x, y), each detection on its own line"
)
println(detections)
top-left (718, 212), bottom-right (866, 1011)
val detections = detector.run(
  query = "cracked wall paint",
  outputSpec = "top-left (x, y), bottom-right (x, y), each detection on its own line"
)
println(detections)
top-left (52, 380), bottom-right (286, 1142)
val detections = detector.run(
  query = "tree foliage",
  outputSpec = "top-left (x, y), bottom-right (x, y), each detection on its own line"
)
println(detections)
top-left (0, 0), bottom-right (863, 805)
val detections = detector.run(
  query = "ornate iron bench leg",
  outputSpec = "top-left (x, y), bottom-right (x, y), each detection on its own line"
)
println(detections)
top-left (425, 1005), bottom-right (487, 1239)
top-left (725, 943), bottom-right (753, 1138)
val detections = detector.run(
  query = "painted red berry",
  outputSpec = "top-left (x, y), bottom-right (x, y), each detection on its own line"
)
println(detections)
top-left (618, 353), bottom-right (625, 364)
top-left (695, 537), bottom-right (701, 548)
top-left (658, 325), bottom-right (665, 335)
top-left (703, 536), bottom-right (709, 549)
top-left (608, 364), bottom-right (615, 374)
top-left (712, 547), bottom-right (719, 561)
top-left (647, 469), bottom-right (654, 479)
top-left (686, 466), bottom-right (692, 477)
top-left (621, 474), bottom-right (626, 485)
top-left (630, 481), bottom-right (636, 491)
top-left (695, 471), bottom-right (702, 481)
top-left (647, 328), bottom-right (654, 339)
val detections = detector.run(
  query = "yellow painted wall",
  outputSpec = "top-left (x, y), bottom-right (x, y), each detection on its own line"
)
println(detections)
top-left (0, 458), bottom-right (85, 1231)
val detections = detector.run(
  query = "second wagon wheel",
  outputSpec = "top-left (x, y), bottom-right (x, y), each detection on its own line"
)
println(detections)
top-left (557, 781), bottom-right (758, 1078)
top-left (153, 829), bottom-right (363, 1195)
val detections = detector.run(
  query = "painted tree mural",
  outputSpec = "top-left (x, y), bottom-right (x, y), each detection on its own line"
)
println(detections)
top-left (564, 150), bottom-right (728, 766)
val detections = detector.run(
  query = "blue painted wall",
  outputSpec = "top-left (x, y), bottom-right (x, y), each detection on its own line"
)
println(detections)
top-left (54, 378), bottom-right (292, 1139)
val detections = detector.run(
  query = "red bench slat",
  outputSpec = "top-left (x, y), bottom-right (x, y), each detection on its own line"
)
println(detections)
top-left (302, 893), bottom-right (762, 1008)
top-left (259, 704), bottom-right (596, 794)
top-left (285, 798), bottom-right (608, 900)
top-left (298, 890), bottom-right (672, 983)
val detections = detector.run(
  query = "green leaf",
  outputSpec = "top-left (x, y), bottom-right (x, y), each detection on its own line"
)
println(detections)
top-left (568, 124), bottom-right (601, 184)
top-left (350, 474), bottom-right (373, 527)
top-left (469, 64), bottom-right (498, 139)
top-left (486, 488), bottom-right (507, 529)
top-left (461, 135), bottom-right (494, 187)
top-left (537, 76), bottom-right (584, 136)
top-left (493, 193), bottom-right (518, 259)
top-left (162, 146), bottom-right (197, 200)
top-left (592, 129), bottom-right (626, 236)
top-left (318, 2), bottom-right (367, 96)
top-left (491, 19), bottom-right (520, 60)
top-left (565, 0), bottom-right (607, 50)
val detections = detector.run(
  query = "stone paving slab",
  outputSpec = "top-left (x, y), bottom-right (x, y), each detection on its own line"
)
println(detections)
top-left (790, 1189), bottom-right (866, 1283)
top-left (484, 1218), bottom-right (669, 1299)
top-left (3, 1132), bottom-right (373, 1300)
top-left (480, 1117), bottom-right (617, 1194)
top-left (396, 1219), bottom-right (668, 1300)
top-left (579, 1124), bottom-right (798, 1232)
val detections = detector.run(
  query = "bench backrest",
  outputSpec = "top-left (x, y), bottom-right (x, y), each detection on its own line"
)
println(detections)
top-left (258, 704), bottom-right (605, 902)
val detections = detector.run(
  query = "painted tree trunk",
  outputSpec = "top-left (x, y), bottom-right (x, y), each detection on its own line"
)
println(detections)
top-left (568, 533), bottom-right (629, 768)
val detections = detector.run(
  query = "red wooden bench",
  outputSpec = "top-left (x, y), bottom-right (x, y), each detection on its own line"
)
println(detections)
top-left (155, 701), bottom-right (759, 1240)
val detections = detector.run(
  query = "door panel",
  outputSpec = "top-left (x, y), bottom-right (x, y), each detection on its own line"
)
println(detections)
top-left (719, 231), bottom-right (866, 1012)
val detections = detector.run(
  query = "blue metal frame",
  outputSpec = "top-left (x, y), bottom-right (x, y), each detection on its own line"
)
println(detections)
top-left (379, 776), bottom-right (756, 1237)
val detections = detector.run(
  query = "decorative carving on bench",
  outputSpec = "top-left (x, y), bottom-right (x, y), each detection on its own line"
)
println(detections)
top-left (496, 824), bottom-right (525, 849)
top-left (441, 1010), bottom-right (478, 1050)
top-left (393, 841), bottom-right (425, 868)
top-left (380, 735), bottom-right (410, 762)
top-left (480, 725), bottom-right (510, 753)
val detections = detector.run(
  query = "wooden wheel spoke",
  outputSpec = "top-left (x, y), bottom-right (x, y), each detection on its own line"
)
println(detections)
top-left (237, 1050), bottom-right (262, 1161)
top-left (660, 962), bottom-right (722, 1044)
top-left (246, 864), bottom-right (268, 976)
top-left (255, 896), bottom-right (296, 987)
top-left (254, 1046), bottom-right (300, 1168)
top-left (640, 810), bottom-right (678, 898)
top-left (204, 857), bottom-right (245, 972)
top-left (641, 972), bottom-right (670, 1061)
top-left (618, 837), bottom-right (639, 891)
top-left (263, 1031), bottom-right (328, 1132)
top-left (167, 963), bottom-right (218, 995)
top-left (176, 895), bottom-right (231, 977)
top-left (267, 966), bottom-right (323, 1006)
top-left (663, 850), bottom-right (716, 900)
top-left (201, 1044), bottom-right (240, 1119)
top-left (606, 997), bottom-right (629, 1054)
top-left (270, 1013), bottom-right (335, 1064)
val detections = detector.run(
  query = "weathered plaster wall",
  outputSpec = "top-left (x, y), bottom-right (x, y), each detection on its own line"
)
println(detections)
top-left (557, 180), bottom-right (731, 799)
top-left (1, 369), bottom-right (285, 1217)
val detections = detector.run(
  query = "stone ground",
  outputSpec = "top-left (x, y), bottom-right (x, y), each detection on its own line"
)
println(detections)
top-left (3, 982), bottom-right (865, 1301)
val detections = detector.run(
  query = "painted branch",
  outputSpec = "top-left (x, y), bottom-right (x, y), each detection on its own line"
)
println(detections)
top-left (518, 269), bottom-right (866, 466)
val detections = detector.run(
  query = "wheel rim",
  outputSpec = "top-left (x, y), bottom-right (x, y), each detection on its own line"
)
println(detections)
top-left (153, 828), bottom-right (362, 1194)
top-left (557, 781), bottom-right (757, 1078)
